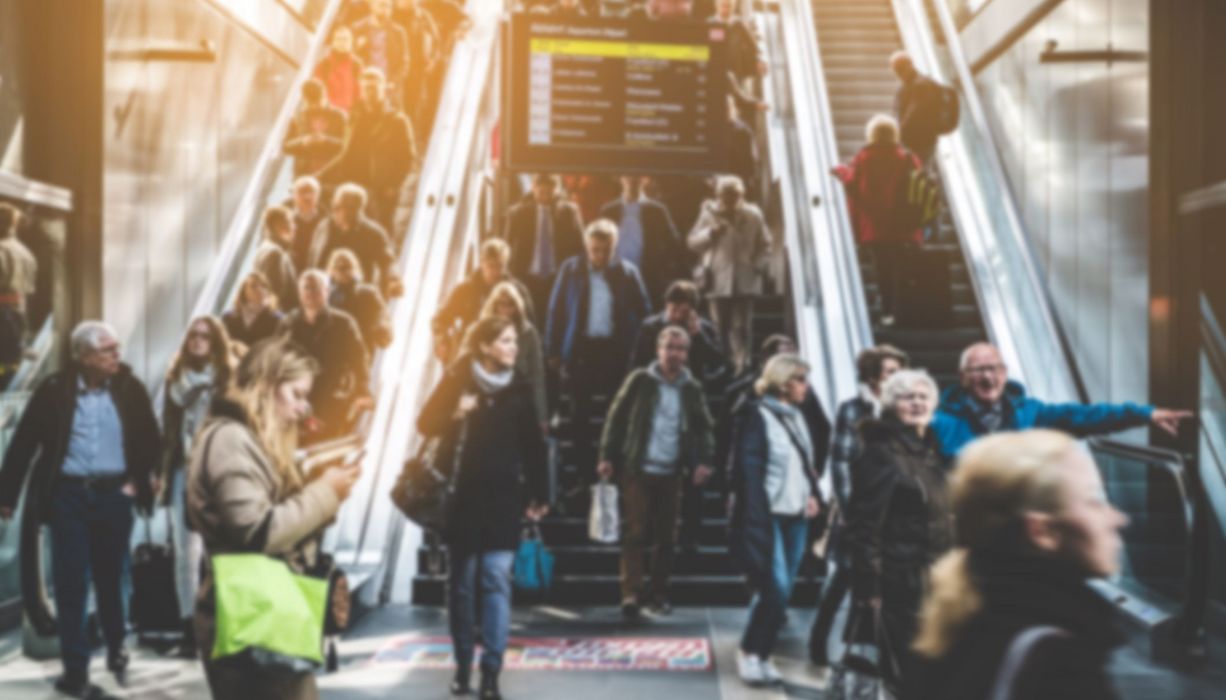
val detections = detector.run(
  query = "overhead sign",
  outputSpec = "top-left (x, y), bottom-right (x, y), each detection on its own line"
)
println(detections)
top-left (504, 14), bottom-right (730, 174)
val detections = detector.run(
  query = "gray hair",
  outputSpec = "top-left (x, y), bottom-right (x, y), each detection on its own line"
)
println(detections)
top-left (71, 320), bottom-right (118, 360)
top-left (584, 218), bottom-right (619, 245)
top-left (866, 114), bottom-right (899, 145)
top-left (332, 182), bottom-right (368, 209)
top-left (880, 368), bottom-right (939, 410)
top-left (293, 175), bottom-right (321, 194)
top-left (715, 174), bottom-right (745, 196)
top-left (754, 353), bottom-right (810, 397)
top-left (299, 268), bottom-right (330, 290)
top-left (656, 325), bottom-right (691, 349)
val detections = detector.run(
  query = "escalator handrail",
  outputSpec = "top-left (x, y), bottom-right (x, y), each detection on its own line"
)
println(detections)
top-left (1087, 437), bottom-right (1194, 534)
top-left (890, 0), bottom-right (1082, 404)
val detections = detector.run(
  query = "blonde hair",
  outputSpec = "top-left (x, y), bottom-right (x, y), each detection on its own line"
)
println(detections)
top-left (327, 247), bottom-right (364, 283)
top-left (754, 353), bottom-right (810, 396)
top-left (481, 238), bottom-right (512, 266)
top-left (228, 338), bottom-right (319, 492)
top-left (914, 430), bottom-right (1078, 658)
top-left (866, 114), bottom-right (899, 145)
top-left (479, 281), bottom-right (528, 328)
top-left (584, 218), bottom-right (619, 245)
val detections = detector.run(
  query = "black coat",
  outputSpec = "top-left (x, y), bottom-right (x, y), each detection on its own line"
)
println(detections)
top-left (430, 270), bottom-right (535, 335)
top-left (331, 281), bottom-right (390, 350)
top-left (718, 374), bottom-right (830, 476)
top-left (627, 312), bottom-right (729, 383)
top-left (309, 215), bottom-right (396, 288)
top-left (908, 555), bottom-right (1125, 700)
top-left (320, 100), bottom-right (416, 196)
top-left (598, 198), bottom-right (687, 305)
top-left (727, 397), bottom-right (824, 590)
top-left (502, 196), bottom-right (585, 281)
top-left (222, 306), bottom-right (283, 351)
top-left (0, 363), bottom-right (160, 518)
top-left (280, 307), bottom-right (370, 430)
top-left (847, 416), bottom-right (952, 602)
top-left (417, 357), bottom-right (548, 552)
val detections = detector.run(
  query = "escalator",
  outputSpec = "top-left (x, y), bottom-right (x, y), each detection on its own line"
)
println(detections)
top-left (801, 0), bottom-right (1212, 661)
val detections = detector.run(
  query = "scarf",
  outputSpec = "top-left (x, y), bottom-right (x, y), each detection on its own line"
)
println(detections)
top-left (471, 359), bottom-right (513, 395)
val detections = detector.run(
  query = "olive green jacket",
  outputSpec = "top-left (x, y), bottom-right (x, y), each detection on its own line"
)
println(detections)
top-left (598, 365), bottom-right (715, 477)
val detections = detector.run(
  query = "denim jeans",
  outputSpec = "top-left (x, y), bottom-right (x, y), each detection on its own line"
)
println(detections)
top-left (740, 514), bottom-right (807, 658)
top-left (50, 481), bottom-right (134, 676)
top-left (448, 549), bottom-right (515, 674)
top-left (169, 469), bottom-right (203, 619)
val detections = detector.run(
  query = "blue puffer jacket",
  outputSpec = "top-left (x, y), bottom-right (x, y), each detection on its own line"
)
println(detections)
top-left (545, 255), bottom-right (650, 366)
top-left (932, 380), bottom-right (1153, 459)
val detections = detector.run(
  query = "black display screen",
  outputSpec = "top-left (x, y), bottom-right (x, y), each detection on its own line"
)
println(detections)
top-left (504, 14), bottom-right (730, 174)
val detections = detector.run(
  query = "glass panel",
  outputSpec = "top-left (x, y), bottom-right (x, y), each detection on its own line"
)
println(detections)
top-left (1090, 443), bottom-right (1191, 604)
top-left (0, 391), bottom-right (33, 607)
top-left (0, 0), bottom-right (23, 172)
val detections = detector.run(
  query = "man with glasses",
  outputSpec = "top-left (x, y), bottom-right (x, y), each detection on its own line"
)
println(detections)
top-left (0, 321), bottom-right (160, 697)
top-left (932, 342), bottom-right (1191, 458)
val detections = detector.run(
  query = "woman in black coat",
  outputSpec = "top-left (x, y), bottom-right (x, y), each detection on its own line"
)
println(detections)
top-left (844, 368), bottom-right (951, 690)
top-left (417, 315), bottom-right (548, 700)
top-left (909, 430), bottom-right (1128, 700)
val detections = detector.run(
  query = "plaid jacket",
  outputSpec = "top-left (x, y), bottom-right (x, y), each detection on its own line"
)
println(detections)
top-left (830, 386), bottom-right (881, 510)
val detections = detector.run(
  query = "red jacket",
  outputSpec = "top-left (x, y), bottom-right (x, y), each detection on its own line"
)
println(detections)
top-left (835, 143), bottom-right (923, 245)
top-left (314, 51), bottom-right (365, 113)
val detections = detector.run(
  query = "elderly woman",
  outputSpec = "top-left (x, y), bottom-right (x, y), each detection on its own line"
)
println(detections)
top-left (910, 431), bottom-right (1128, 699)
top-left (728, 353), bottom-right (823, 686)
top-left (834, 114), bottom-right (924, 327)
top-left (688, 174), bottom-right (772, 374)
top-left (845, 368), bottom-right (952, 691)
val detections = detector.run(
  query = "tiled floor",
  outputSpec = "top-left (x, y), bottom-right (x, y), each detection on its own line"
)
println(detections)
top-left (0, 604), bottom-right (1219, 699)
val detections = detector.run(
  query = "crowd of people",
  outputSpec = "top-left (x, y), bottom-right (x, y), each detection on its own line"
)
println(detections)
top-left (0, 3), bottom-right (1201, 700)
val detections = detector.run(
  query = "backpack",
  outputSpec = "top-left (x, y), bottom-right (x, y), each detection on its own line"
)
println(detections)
top-left (896, 168), bottom-right (941, 232)
top-left (936, 83), bottom-right (960, 134)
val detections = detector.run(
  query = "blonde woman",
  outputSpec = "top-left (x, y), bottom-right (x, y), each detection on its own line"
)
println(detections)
top-left (910, 431), bottom-right (1127, 699)
top-left (476, 281), bottom-right (548, 431)
top-left (187, 339), bottom-right (360, 699)
top-left (222, 272), bottom-right (284, 352)
top-left (728, 353), bottom-right (822, 686)
top-left (844, 368), bottom-right (952, 690)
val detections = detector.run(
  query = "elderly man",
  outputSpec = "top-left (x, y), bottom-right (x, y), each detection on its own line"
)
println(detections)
top-left (285, 175), bottom-right (328, 273)
top-left (0, 321), bottom-right (160, 696)
top-left (309, 183), bottom-right (397, 294)
top-left (932, 342), bottom-right (1191, 458)
top-left (503, 173), bottom-right (585, 318)
top-left (281, 270), bottom-right (372, 442)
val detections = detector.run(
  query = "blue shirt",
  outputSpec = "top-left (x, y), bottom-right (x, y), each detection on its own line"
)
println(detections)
top-left (530, 205), bottom-right (555, 278)
top-left (586, 267), bottom-right (614, 338)
top-left (616, 200), bottom-right (644, 268)
top-left (61, 377), bottom-right (127, 477)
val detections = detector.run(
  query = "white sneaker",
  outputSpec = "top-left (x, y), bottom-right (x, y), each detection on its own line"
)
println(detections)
top-left (760, 657), bottom-right (783, 685)
top-left (737, 652), bottom-right (766, 686)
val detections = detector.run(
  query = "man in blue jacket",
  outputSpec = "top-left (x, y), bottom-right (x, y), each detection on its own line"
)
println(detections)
top-left (547, 219), bottom-right (651, 485)
top-left (933, 342), bottom-right (1190, 458)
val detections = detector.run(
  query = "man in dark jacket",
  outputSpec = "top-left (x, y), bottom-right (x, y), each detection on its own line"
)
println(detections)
top-left (281, 270), bottom-right (372, 442)
top-left (598, 175), bottom-right (686, 305)
top-left (320, 67), bottom-right (417, 233)
top-left (503, 173), bottom-right (585, 317)
top-left (282, 78), bottom-right (346, 178)
top-left (432, 238), bottom-right (534, 345)
top-left (890, 51), bottom-right (944, 163)
top-left (0, 321), bottom-right (159, 696)
top-left (809, 344), bottom-right (907, 668)
top-left (285, 175), bottom-right (328, 273)
top-left (932, 342), bottom-right (1191, 459)
top-left (310, 183), bottom-right (397, 294)
top-left (598, 326), bottom-right (714, 618)
top-left (628, 280), bottom-right (727, 383)
top-left (353, 0), bottom-right (411, 106)
top-left (547, 220), bottom-right (650, 490)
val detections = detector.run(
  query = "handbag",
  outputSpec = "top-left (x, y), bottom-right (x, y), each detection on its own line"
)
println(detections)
top-left (825, 607), bottom-right (900, 700)
top-left (129, 510), bottom-right (180, 636)
top-left (390, 418), bottom-right (468, 531)
top-left (512, 524), bottom-right (555, 594)
top-left (587, 480), bottom-right (619, 544)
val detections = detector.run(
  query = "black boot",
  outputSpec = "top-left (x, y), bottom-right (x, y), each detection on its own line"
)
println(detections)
top-left (479, 670), bottom-right (502, 700)
top-left (174, 617), bottom-right (197, 659)
top-left (450, 664), bottom-right (472, 695)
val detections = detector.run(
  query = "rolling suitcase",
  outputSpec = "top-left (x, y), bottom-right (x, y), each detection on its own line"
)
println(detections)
top-left (895, 247), bottom-right (952, 327)
top-left (129, 513), bottom-right (181, 639)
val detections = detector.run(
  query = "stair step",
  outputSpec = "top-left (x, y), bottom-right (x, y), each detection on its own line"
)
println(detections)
top-left (411, 574), bottom-right (822, 607)
top-left (538, 517), bottom-right (731, 547)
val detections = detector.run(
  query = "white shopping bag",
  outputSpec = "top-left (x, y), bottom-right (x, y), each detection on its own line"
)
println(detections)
top-left (588, 481), bottom-right (620, 544)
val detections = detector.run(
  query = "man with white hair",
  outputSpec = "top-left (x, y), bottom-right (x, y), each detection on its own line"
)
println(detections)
top-left (281, 270), bottom-right (372, 442)
top-left (932, 342), bottom-right (1192, 458)
top-left (688, 174), bottom-right (772, 373)
top-left (0, 320), bottom-right (160, 696)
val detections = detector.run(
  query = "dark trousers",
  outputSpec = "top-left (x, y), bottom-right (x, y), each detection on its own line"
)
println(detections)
top-left (620, 470), bottom-right (682, 603)
top-left (50, 481), bottom-right (134, 676)
top-left (566, 338), bottom-right (625, 473)
top-left (808, 553), bottom-right (851, 663)
top-left (867, 241), bottom-right (908, 318)
top-left (678, 478), bottom-right (704, 548)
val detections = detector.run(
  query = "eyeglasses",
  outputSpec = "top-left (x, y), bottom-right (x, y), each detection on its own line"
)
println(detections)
top-left (963, 364), bottom-right (1005, 376)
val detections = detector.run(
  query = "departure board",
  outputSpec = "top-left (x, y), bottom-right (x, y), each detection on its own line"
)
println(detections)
top-left (504, 14), bottom-right (729, 174)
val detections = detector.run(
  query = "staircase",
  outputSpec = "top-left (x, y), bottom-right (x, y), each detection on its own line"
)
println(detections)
top-left (813, 0), bottom-right (985, 388)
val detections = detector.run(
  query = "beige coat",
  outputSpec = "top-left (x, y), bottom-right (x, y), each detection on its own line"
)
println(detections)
top-left (0, 236), bottom-right (37, 299)
top-left (687, 199), bottom-right (772, 298)
top-left (187, 406), bottom-right (340, 700)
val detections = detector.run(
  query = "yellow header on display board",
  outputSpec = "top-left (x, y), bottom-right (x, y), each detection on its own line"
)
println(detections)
top-left (529, 38), bottom-right (710, 62)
